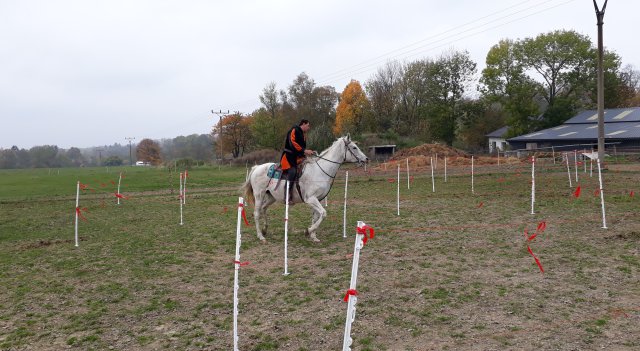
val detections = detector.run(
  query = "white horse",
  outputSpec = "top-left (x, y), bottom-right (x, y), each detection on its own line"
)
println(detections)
top-left (241, 135), bottom-right (368, 242)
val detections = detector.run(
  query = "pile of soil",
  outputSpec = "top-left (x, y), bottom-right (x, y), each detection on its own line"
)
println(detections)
top-left (391, 143), bottom-right (468, 159)
top-left (376, 143), bottom-right (521, 169)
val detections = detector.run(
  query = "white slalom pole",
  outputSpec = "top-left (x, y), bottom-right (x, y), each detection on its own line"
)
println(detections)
top-left (233, 197), bottom-right (244, 351)
top-left (397, 165), bottom-right (400, 216)
top-left (444, 156), bottom-right (447, 182)
top-left (343, 171), bottom-right (349, 238)
top-left (552, 146), bottom-right (555, 164)
top-left (574, 150), bottom-right (579, 183)
top-left (583, 150), bottom-right (587, 173)
top-left (342, 221), bottom-right (372, 351)
top-left (74, 181), bottom-right (80, 247)
top-left (430, 157), bottom-right (435, 193)
top-left (590, 148), bottom-right (594, 177)
top-left (406, 158), bottom-right (410, 190)
top-left (179, 172), bottom-right (184, 225)
top-left (434, 153), bottom-right (438, 170)
top-left (596, 159), bottom-right (608, 229)
top-left (284, 181), bottom-right (290, 275)
top-left (565, 153), bottom-right (572, 187)
top-left (530, 156), bottom-right (536, 215)
top-left (183, 170), bottom-right (188, 205)
top-left (471, 156), bottom-right (475, 195)
top-left (324, 196), bottom-right (328, 207)
top-left (117, 172), bottom-right (122, 205)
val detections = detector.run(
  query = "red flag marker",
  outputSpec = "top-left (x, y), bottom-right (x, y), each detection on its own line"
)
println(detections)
top-left (238, 203), bottom-right (251, 226)
top-left (356, 225), bottom-right (375, 245)
top-left (233, 260), bottom-right (250, 267)
top-left (527, 246), bottom-right (544, 273)
top-left (573, 185), bottom-right (581, 198)
top-left (75, 207), bottom-right (89, 221)
top-left (343, 289), bottom-right (358, 302)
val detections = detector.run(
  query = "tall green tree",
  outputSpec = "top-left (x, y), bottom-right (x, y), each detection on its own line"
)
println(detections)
top-left (480, 39), bottom-right (541, 137)
top-left (421, 50), bottom-right (477, 145)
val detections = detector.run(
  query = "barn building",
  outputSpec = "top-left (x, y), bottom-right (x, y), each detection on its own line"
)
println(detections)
top-left (507, 107), bottom-right (640, 152)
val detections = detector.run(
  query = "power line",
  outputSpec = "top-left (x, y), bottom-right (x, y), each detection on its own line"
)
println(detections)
top-left (316, 0), bottom-right (545, 82)
top-left (316, 0), bottom-right (576, 86)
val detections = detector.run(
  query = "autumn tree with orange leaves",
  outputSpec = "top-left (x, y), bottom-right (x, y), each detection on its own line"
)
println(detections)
top-left (334, 80), bottom-right (372, 135)
top-left (212, 113), bottom-right (253, 158)
top-left (136, 138), bottom-right (162, 165)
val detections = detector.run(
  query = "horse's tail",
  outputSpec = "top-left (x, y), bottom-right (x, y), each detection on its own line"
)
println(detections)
top-left (241, 165), bottom-right (257, 204)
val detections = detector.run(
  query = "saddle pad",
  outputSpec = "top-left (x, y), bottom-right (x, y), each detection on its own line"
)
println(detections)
top-left (267, 164), bottom-right (282, 179)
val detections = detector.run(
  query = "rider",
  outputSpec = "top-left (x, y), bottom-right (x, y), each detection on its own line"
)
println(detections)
top-left (280, 119), bottom-right (315, 203)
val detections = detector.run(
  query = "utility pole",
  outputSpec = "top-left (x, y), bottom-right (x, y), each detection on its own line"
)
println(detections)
top-left (593, 0), bottom-right (608, 163)
top-left (96, 148), bottom-right (104, 166)
top-left (211, 110), bottom-right (230, 164)
top-left (125, 137), bottom-right (135, 166)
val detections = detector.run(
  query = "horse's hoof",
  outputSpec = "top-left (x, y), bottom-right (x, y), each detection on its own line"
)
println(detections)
top-left (311, 236), bottom-right (320, 243)
top-left (304, 229), bottom-right (310, 237)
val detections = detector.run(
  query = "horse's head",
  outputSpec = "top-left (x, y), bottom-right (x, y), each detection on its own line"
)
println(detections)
top-left (342, 134), bottom-right (369, 166)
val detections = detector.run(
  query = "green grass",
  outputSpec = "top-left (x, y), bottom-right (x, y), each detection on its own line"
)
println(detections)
top-left (1, 161), bottom-right (639, 350)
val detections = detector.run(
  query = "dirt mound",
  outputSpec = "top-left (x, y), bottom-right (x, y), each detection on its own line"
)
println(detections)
top-left (375, 143), bottom-right (521, 169)
top-left (391, 143), bottom-right (468, 159)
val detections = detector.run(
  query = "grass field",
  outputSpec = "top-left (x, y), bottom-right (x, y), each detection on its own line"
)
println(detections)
top-left (0, 160), bottom-right (638, 350)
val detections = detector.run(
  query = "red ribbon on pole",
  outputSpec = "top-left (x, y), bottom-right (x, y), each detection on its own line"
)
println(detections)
top-left (238, 203), bottom-right (251, 226)
top-left (115, 193), bottom-right (128, 199)
top-left (233, 260), bottom-right (250, 267)
top-left (343, 288), bottom-right (358, 302)
top-left (631, 191), bottom-right (635, 198)
top-left (357, 225), bottom-right (375, 245)
top-left (477, 201), bottom-right (484, 208)
top-left (75, 207), bottom-right (88, 221)
top-left (524, 221), bottom-right (546, 274)
top-left (573, 185), bottom-right (581, 198)
top-left (527, 246), bottom-right (544, 273)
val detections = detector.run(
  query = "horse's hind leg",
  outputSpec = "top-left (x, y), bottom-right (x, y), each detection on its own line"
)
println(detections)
top-left (253, 194), bottom-right (266, 242)
top-left (260, 192), bottom-right (276, 236)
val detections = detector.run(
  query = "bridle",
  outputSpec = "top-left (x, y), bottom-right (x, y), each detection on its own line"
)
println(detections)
top-left (312, 139), bottom-right (365, 179)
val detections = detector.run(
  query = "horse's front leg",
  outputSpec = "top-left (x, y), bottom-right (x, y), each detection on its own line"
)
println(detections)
top-left (304, 197), bottom-right (326, 242)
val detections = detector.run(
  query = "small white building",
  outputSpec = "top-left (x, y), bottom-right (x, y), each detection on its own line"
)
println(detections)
top-left (486, 126), bottom-right (509, 153)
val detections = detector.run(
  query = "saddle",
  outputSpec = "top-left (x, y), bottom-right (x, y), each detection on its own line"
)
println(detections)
top-left (267, 163), bottom-right (306, 202)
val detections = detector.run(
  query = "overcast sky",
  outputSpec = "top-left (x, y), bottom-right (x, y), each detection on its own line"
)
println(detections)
top-left (1, 0), bottom-right (637, 149)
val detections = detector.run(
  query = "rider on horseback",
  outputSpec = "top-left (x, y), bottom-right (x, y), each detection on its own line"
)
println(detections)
top-left (280, 119), bottom-right (315, 204)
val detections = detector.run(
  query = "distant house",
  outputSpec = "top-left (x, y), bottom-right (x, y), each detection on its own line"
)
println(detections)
top-left (507, 107), bottom-right (640, 151)
top-left (368, 145), bottom-right (396, 160)
top-left (486, 126), bottom-right (509, 153)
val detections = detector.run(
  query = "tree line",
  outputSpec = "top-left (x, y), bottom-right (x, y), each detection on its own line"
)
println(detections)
top-left (214, 29), bottom-right (640, 157)
top-left (0, 134), bottom-right (214, 169)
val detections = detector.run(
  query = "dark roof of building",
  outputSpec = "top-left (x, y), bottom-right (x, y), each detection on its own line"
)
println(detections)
top-left (509, 121), bottom-right (640, 141)
top-left (508, 107), bottom-right (640, 142)
top-left (486, 126), bottom-right (509, 138)
top-left (564, 107), bottom-right (640, 124)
